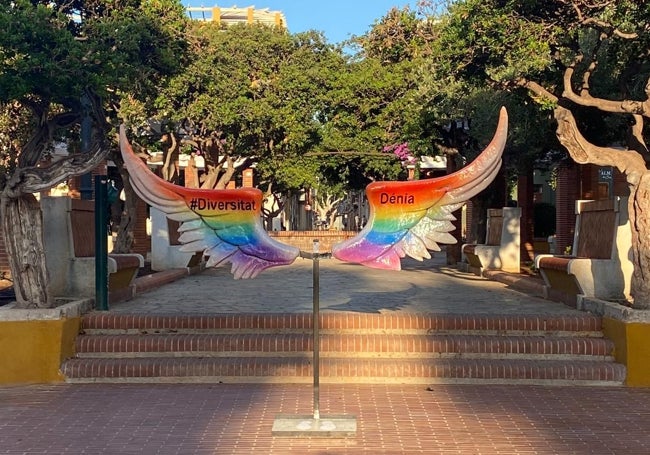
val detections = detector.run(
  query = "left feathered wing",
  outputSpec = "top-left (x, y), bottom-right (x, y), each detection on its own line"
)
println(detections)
top-left (332, 107), bottom-right (508, 270)
top-left (119, 126), bottom-right (299, 279)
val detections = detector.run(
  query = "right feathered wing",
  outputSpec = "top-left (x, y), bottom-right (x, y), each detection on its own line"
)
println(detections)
top-left (332, 107), bottom-right (508, 270)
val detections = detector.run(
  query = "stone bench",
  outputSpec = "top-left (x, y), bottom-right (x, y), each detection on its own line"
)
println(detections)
top-left (42, 196), bottom-right (144, 302)
top-left (462, 207), bottom-right (521, 275)
top-left (534, 197), bottom-right (632, 306)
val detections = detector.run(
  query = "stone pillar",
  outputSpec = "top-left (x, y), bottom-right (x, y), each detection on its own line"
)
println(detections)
top-left (150, 208), bottom-right (197, 271)
top-left (407, 168), bottom-right (415, 181)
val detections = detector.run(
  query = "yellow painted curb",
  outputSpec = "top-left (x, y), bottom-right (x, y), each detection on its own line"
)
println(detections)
top-left (603, 318), bottom-right (650, 387)
top-left (0, 299), bottom-right (92, 385)
top-left (580, 296), bottom-right (650, 387)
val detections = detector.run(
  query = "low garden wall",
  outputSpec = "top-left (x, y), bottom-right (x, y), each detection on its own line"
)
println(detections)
top-left (579, 297), bottom-right (650, 387)
top-left (269, 230), bottom-right (358, 253)
top-left (0, 299), bottom-right (92, 384)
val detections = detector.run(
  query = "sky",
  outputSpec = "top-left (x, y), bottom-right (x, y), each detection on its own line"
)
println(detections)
top-left (184, 1), bottom-right (417, 44)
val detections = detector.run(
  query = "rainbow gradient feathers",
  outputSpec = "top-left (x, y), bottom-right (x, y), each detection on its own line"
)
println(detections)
top-left (332, 107), bottom-right (508, 270)
top-left (119, 127), bottom-right (299, 279)
top-left (119, 107), bottom-right (507, 278)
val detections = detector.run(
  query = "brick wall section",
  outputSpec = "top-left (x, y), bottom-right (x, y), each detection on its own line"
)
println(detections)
top-left (132, 197), bottom-right (150, 256)
top-left (68, 163), bottom-right (108, 198)
top-left (614, 168), bottom-right (630, 197)
top-left (556, 162), bottom-right (580, 255)
top-left (242, 169), bottom-right (253, 188)
top-left (70, 164), bottom-right (149, 257)
top-left (580, 164), bottom-right (598, 199)
top-left (465, 201), bottom-right (474, 243)
top-left (269, 231), bottom-right (357, 253)
top-left (518, 172), bottom-right (535, 261)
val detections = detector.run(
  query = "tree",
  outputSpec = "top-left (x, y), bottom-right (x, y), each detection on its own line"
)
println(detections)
top-left (103, 1), bottom-right (189, 253)
top-left (153, 24), bottom-right (336, 188)
top-left (313, 9), bottom-right (429, 199)
top-left (0, 0), bottom-right (188, 308)
top-left (427, 0), bottom-right (650, 307)
top-left (148, 23), bottom-right (346, 227)
top-left (355, 5), bottom-right (436, 64)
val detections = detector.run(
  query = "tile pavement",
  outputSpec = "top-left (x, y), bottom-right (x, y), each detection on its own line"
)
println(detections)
top-left (1, 383), bottom-right (650, 454)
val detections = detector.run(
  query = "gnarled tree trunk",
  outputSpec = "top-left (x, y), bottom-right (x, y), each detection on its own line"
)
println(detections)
top-left (112, 163), bottom-right (139, 254)
top-left (555, 106), bottom-right (650, 308)
top-left (629, 174), bottom-right (650, 308)
top-left (0, 92), bottom-right (109, 308)
top-left (0, 193), bottom-right (52, 308)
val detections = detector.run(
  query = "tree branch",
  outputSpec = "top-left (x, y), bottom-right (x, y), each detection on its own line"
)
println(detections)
top-left (628, 114), bottom-right (650, 160)
top-left (514, 77), bottom-right (559, 103)
top-left (581, 17), bottom-right (639, 39)
top-left (161, 132), bottom-right (179, 181)
top-left (563, 66), bottom-right (650, 116)
top-left (7, 141), bottom-right (110, 196)
top-left (17, 110), bottom-right (79, 169)
top-left (569, 0), bottom-right (638, 39)
top-left (554, 106), bottom-right (647, 184)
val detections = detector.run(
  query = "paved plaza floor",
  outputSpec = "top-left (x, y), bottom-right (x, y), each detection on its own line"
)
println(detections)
top-left (109, 254), bottom-right (576, 315)
top-left (1, 382), bottom-right (650, 454)
top-left (2, 253), bottom-right (650, 454)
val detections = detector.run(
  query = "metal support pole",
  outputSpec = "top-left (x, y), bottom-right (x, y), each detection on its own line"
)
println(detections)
top-left (95, 176), bottom-right (109, 311)
top-left (271, 241), bottom-right (356, 437)
top-left (312, 239), bottom-right (320, 420)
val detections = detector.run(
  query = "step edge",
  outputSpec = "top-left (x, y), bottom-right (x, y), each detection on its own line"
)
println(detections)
top-left (63, 376), bottom-right (625, 386)
top-left (70, 352), bottom-right (618, 361)
top-left (80, 328), bottom-right (606, 337)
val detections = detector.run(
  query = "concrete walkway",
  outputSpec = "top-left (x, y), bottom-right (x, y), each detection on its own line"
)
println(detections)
top-left (110, 254), bottom-right (574, 315)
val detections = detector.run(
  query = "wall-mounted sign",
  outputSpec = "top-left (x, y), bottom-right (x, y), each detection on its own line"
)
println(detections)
top-left (599, 167), bottom-right (613, 182)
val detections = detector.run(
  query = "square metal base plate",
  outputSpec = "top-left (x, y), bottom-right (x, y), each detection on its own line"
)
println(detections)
top-left (272, 414), bottom-right (357, 438)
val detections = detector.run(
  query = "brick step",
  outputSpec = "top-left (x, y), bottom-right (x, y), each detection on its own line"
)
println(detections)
top-left (64, 311), bottom-right (625, 386)
top-left (61, 357), bottom-right (626, 386)
top-left (74, 333), bottom-right (615, 361)
top-left (80, 312), bottom-right (603, 335)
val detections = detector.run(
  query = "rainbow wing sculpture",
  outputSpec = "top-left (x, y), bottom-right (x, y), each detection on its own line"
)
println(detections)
top-left (119, 126), bottom-right (299, 279)
top-left (332, 107), bottom-right (508, 270)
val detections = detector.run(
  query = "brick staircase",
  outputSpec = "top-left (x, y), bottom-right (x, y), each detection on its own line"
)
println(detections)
top-left (61, 312), bottom-right (626, 386)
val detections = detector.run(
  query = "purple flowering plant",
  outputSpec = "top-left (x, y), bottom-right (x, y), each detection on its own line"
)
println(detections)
top-left (383, 142), bottom-right (417, 165)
